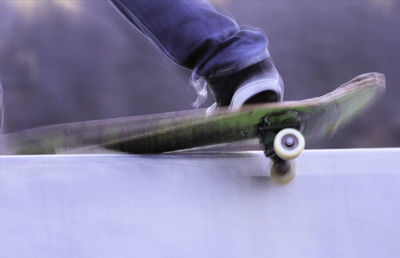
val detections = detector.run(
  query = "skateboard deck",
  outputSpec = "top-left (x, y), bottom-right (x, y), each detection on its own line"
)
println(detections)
top-left (0, 73), bottom-right (385, 159)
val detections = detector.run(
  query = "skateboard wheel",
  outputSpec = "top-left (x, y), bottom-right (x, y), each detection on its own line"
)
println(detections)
top-left (273, 128), bottom-right (305, 160)
top-left (270, 160), bottom-right (297, 184)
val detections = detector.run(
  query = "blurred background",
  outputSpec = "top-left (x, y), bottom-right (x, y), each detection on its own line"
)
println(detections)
top-left (0, 0), bottom-right (398, 148)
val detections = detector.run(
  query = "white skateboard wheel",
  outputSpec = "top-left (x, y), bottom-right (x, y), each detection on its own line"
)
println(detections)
top-left (270, 160), bottom-right (297, 184)
top-left (273, 128), bottom-right (305, 160)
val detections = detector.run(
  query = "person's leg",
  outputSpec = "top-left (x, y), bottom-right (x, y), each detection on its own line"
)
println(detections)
top-left (110, 0), bottom-right (283, 108)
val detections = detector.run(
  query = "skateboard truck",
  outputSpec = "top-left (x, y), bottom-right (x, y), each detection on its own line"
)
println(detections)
top-left (258, 112), bottom-right (305, 183)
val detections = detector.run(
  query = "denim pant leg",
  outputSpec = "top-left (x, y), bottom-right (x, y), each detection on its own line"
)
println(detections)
top-left (110, 0), bottom-right (270, 80)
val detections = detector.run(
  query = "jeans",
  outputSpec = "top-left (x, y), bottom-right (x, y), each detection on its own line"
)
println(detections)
top-left (110, 0), bottom-right (270, 81)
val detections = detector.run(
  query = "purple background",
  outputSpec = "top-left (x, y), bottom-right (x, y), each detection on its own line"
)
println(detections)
top-left (0, 1), bottom-right (398, 148)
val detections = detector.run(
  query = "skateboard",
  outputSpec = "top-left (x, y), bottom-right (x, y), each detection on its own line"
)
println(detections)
top-left (0, 73), bottom-right (385, 182)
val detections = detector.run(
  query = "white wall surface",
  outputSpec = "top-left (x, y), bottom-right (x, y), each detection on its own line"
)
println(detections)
top-left (0, 149), bottom-right (399, 258)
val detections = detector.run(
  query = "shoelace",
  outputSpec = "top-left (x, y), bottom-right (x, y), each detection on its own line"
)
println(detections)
top-left (189, 76), bottom-right (209, 108)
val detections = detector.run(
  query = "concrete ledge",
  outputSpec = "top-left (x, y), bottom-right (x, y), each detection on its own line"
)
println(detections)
top-left (0, 148), bottom-right (399, 257)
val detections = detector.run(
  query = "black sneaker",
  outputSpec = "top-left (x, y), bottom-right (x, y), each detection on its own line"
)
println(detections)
top-left (206, 58), bottom-right (284, 111)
